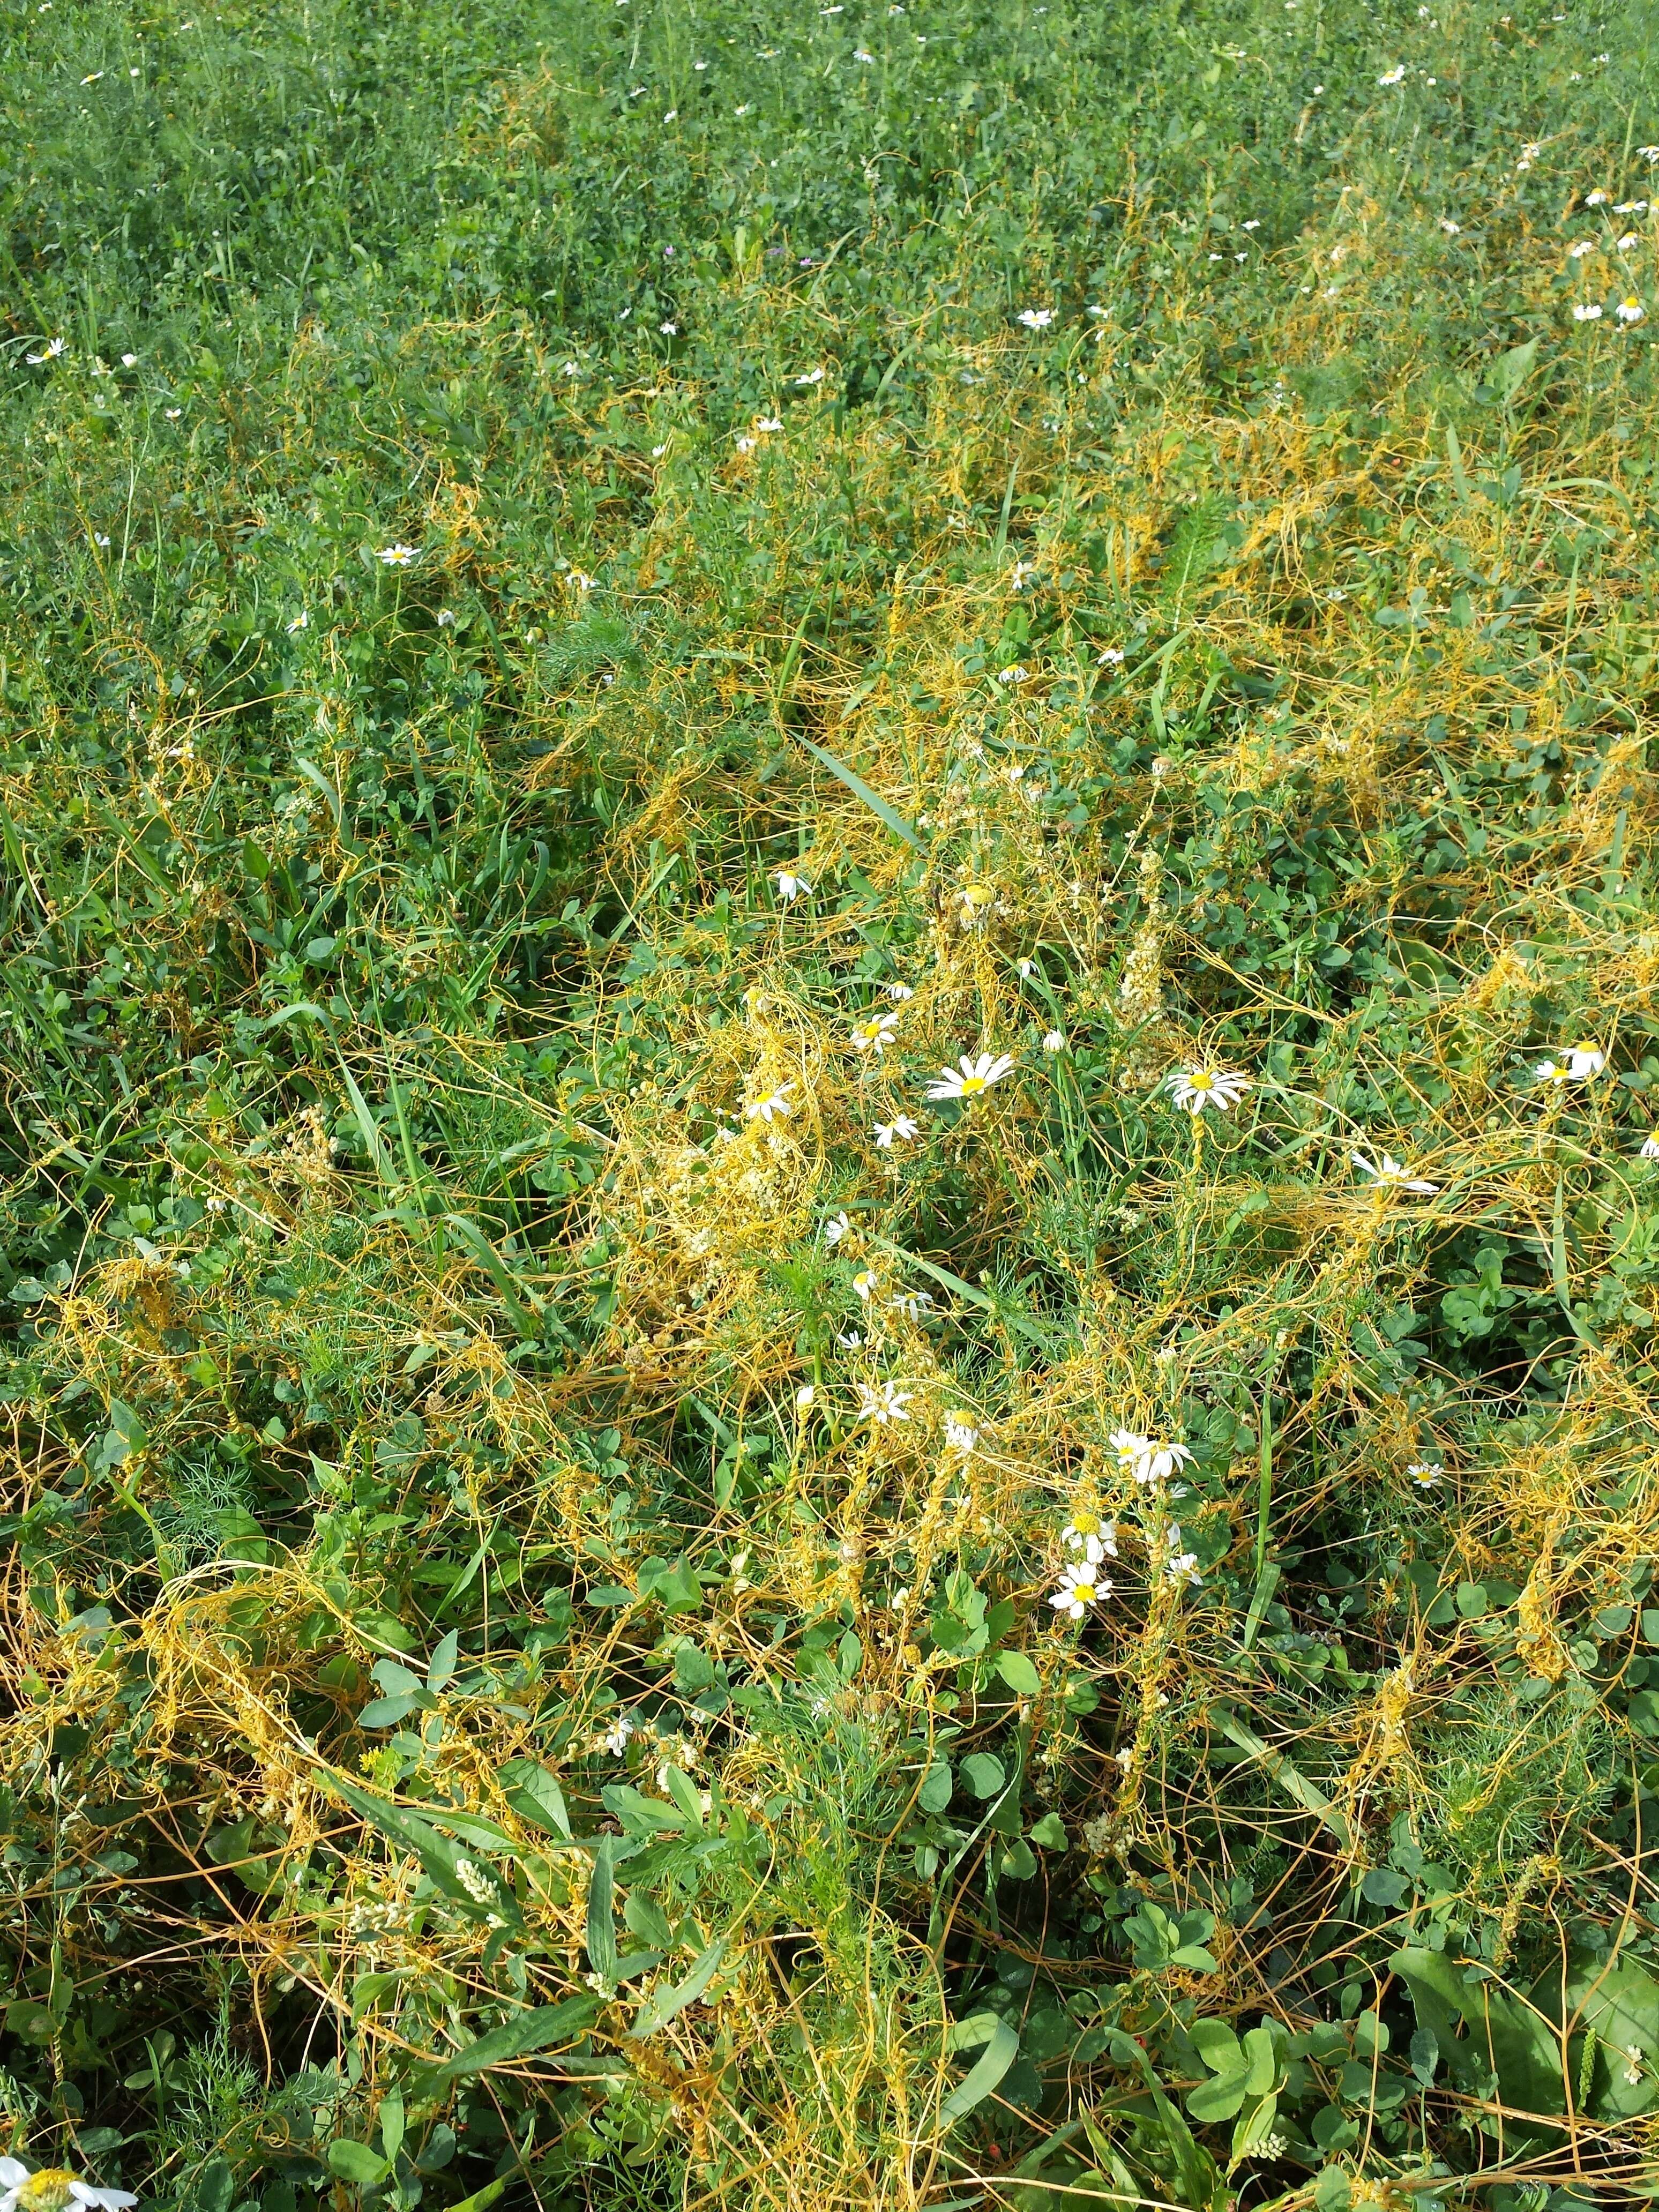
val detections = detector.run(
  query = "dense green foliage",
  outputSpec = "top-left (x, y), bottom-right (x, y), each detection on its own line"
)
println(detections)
top-left (5, 0), bottom-right (1659, 2208)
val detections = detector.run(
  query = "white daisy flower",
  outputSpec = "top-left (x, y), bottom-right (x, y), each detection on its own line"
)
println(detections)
top-left (1132, 1437), bottom-right (1194, 1486)
top-left (756, 416), bottom-right (783, 431)
top-left (0, 2165), bottom-right (138, 2212)
top-left (1097, 645), bottom-right (1125, 664)
top-left (1042, 1030), bottom-right (1067, 1053)
top-left (659, 320), bottom-right (678, 335)
top-left (1351, 1150), bottom-right (1439, 1194)
top-left (1640, 1133), bottom-right (1659, 1160)
top-left (1164, 1528), bottom-right (1203, 1588)
top-left (1534, 1058), bottom-right (1571, 1086)
top-left (853, 45), bottom-right (875, 59)
top-left (1018, 307), bottom-right (1055, 328)
top-left (925, 1052), bottom-right (1015, 1103)
top-left (1109, 1428), bottom-right (1150, 1477)
top-left (944, 1414), bottom-right (979, 1455)
top-left (744, 1083), bottom-right (796, 1123)
top-left (1050, 1559), bottom-right (1110, 1620)
top-left (1164, 1065), bottom-right (1251, 1114)
top-left (1439, 217), bottom-right (1462, 234)
top-left (794, 367), bottom-right (826, 385)
top-left (774, 869), bottom-right (811, 901)
top-left (1407, 1461), bottom-right (1443, 1488)
top-left (1569, 238), bottom-right (1598, 257)
top-left (287, 610), bottom-right (309, 633)
top-left (888, 1290), bottom-right (935, 1320)
top-left (376, 543), bottom-right (420, 566)
top-left (1573, 303), bottom-right (1604, 320)
top-left (1566, 1041), bottom-right (1606, 1077)
top-left (1618, 233), bottom-right (1640, 250)
top-left (851, 1269), bottom-right (878, 1302)
top-left (1617, 297), bottom-right (1645, 323)
top-left (1587, 189), bottom-right (1611, 204)
top-left (1377, 63), bottom-right (1406, 83)
top-left (835, 1328), bottom-right (864, 1349)
top-left (851, 1008), bottom-right (901, 1055)
top-left (885, 981), bottom-right (914, 1001)
top-left (873, 1115), bottom-right (921, 1148)
top-left (25, 337), bottom-right (66, 363)
top-left (857, 1379), bottom-right (913, 1425)
top-left (958, 883), bottom-right (997, 925)
top-left (823, 1210), bottom-right (850, 1245)
top-left (1062, 1511), bottom-right (1117, 1557)
top-left (995, 662), bottom-right (1029, 685)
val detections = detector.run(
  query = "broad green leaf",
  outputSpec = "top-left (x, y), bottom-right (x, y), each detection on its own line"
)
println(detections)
top-left (587, 1836), bottom-right (619, 1985)
top-left (940, 2013), bottom-right (1019, 2124)
top-left (500, 1759), bottom-right (572, 1841)
top-left (629, 1936), bottom-right (728, 2038)
top-left (996, 1650), bottom-right (1042, 1698)
top-left (422, 1996), bottom-right (603, 2084)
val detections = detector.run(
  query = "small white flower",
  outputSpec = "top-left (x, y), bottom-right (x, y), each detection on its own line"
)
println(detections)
top-left (164, 406), bottom-right (182, 419)
top-left (796, 1384), bottom-right (816, 1409)
top-left (1618, 233), bottom-right (1640, 250)
top-left (853, 46), bottom-right (875, 61)
top-left (1042, 1030), bottom-right (1067, 1053)
top-left (602, 1713), bottom-right (636, 1755)
top-left (1617, 296), bottom-right (1646, 323)
top-left (437, 608), bottom-right (457, 627)
top-left (1535, 1059), bottom-right (1571, 1086)
top-left (377, 543), bottom-right (420, 566)
top-left (1377, 63), bottom-right (1406, 84)
top-left (1164, 1064), bottom-right (1251, 1114)
top-left (1050, 1559), bottom-right (1110, 1620)
top-left (925, 1051), bottom-right (1015, 1103)
top-left (885, 981), bottom-right (914, 1001)
top-left (851, 1268), bottom-right (878, 1302)
top-left (1566, 1041), bottom-right (1606, 1078)
top-left (562, 360), bottom-right (581, 377)
top-left (1351, 1150), bottom-right (1439, 1194)
top-left (1439, 217), bottom-right (1462, 234)
top-left (996, 662), bottom-right (1029, 685)
top-left (734, 101), bottom-right (751, 114)
top-left (794, 366), bottom-right (826, 385)
top-left (93, 532), bottom-right (110, 548)
top-left (944, 1415), bottom-right (979, 1455)
top-left (1135, 1437), bottom-right (1194, 1487)
top-left (1018, 307), bottom-right (1055, 328)
top-left (745, 1083), bottom-right (796, 1123)
top-left (1640, 1133), bottom-right (1659, 1161)
top-left (287, 609), bottom-right (309, 633)
top-left (1097, 645), bottom-right (1125, 665)
top-left (0, 2164), bottom-right (138, 2212)
top-left (25, 336), bottom-right (66, 363)
top-left (873, 1115), bottom-right (920, 1149)
top-left (1569, 238), bottom-right (1598, 257)
top-left (888, 1289), bottom-right (935, 1320)
top-left (1588, 189), bottom-right (1611, 204)
top-left (858, 1379), bottom-right (913, 1425)
top-left (1009, 560), bottom-right (1038, 592)
top-left (735, 435), bottom-right (756, 452)
top-left (659, 320), bottom-right (678, 335)
top-left (1616, 200), bottom-right (1649, 213)
top-left (1164, 1527), bottom-right (1203, 1588)
top-left (121, 352), bottom-right (137, 367)
top-left (1623, 2043), bottom-right (1645, 2087)
top-left (756, 416), bottom-right (783, 431)
top-left (1407, 1461), bottom-right (1443, 1488)
top-left (851, 1008), bottom-right (901, 1055)
top-left (775, 869), bottom-right (811, 902)
top-left (823, 1210), bottom-right (850, 1245)
top-left (652, 442), bottom-right (668, 457)
top-left (1573, 303), bottom-right (1604, 320)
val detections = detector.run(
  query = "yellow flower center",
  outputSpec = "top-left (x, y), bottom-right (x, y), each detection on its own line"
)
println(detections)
top-left (18, 2173), bottom-right (78, 2212)
top-left (1071, 1511), bottom-right (1099, 1534)
top-left (959, 1075), bottom-right (987, 1095)
top-left (1191, 1071), bottom-right (1216, 1091)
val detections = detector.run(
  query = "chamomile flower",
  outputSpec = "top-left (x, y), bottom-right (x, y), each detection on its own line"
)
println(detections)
top-left (958, 883), bottom-right (997, 926)
top-left (1351, 1150), bottom-right (1439, 1194)
top-left (889, 1289), bottom-right (936, 1320)
top-left (1164, 1527), bottom-right (1203, 1588)
top-left (1133, 1436), bottom-right (1194, 1486)
top-left (1587, 189), bottom-right (1611, 205)
top-left (287, 610), bottom-right (309, 633)
top-left (1534, 1058), bottom-right (1571, 1086)
top-left (1640, 1132), bottom-right (1659, 1161)
top-left (873, 1115), bottom-right (921, 1148)
top-left (794, 366), bottom-right (826, 385)
top-left (885, 980), bottom-right (914, 1001)
top-left (1569, 238), bottom-right (1598, 257)
top-left (1018, 307), bottom-right (1055, 328)
top-left (1407, 1461), bottom-right (1444, 1488)
top-left (823, 1210), bottom-right (850, 1245)
top-left (925, 1052), bottom-right (1015, 1103)
top-left (1062, 1511), bottom-right (1118, 1560)
top-left (756, 416), bottom-right (783, 432)
top-left (1565, 1041), bottom-right (1607, 1077)
top-left (0, 2166), bottom-right (137, 2212)
top-left (1573, 303), bottom-right (1603, 320)
top-left (851, 1269), bottom-right (878, 1302)
top-left (1108, 1429), bottom-right (1153, 1481)
top-left (851, 1008), bottom-right (901, 1054)
top-left (774, 869), bottom-right (811, 901)
top-left (1617, 296), bottom-right (1646, 323)
top-left (995, 662), bottom-right (1029, 685)
top-left (376, 543), bottom-right (420, 566)
top-left (857, 1379), bottom-right (913, 1425)
top-left (944, 1414), bottom-right (979, 1455)
top-left (1618, 233), bottom-right (1640, 250)
top-left (25, 337), bottom-right (66, 363)
top-left (1050, 1559), bottom-right (1110, 1620)
top-left (1042, 1030), bottom-right (1067, 1053)
top-left (1377, 63), bottom-right (1406, 83)
top-left (1164, 1065), bottom-right (1251, 1114)
top-left (744, 1083), bottom-right (796, 1123)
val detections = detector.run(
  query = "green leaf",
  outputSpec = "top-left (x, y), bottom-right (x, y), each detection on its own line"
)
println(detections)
top-left (422, 1995), bottom-right (603, 2084)
top-left (962, 1753), bottom-right (1006, 1799)
top-left (500, 1759), bottom-right (572, 1841)
top-left (1028, 1811), bottom-right (1066, 1850)
top-left (996, 1650), bottom-right (1042, 1697)
top-left (918, 1760), bottom-right (953, 1813)
top-left (586, 1835), bottom-right (619, 1985)
top-left (940, 2013), bottom-right (1020, 2124)
top-left (330, 1778), bottom-right (520, 1928)
top-left (1392, 1946), bottom-right (1564, 2132)
top-left (326, 2140), bottom-right (391, 2187)
top-left (629, 1935), bottom-right (727, 2038)
top-left (791, 730), bottom-right (923, 847)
